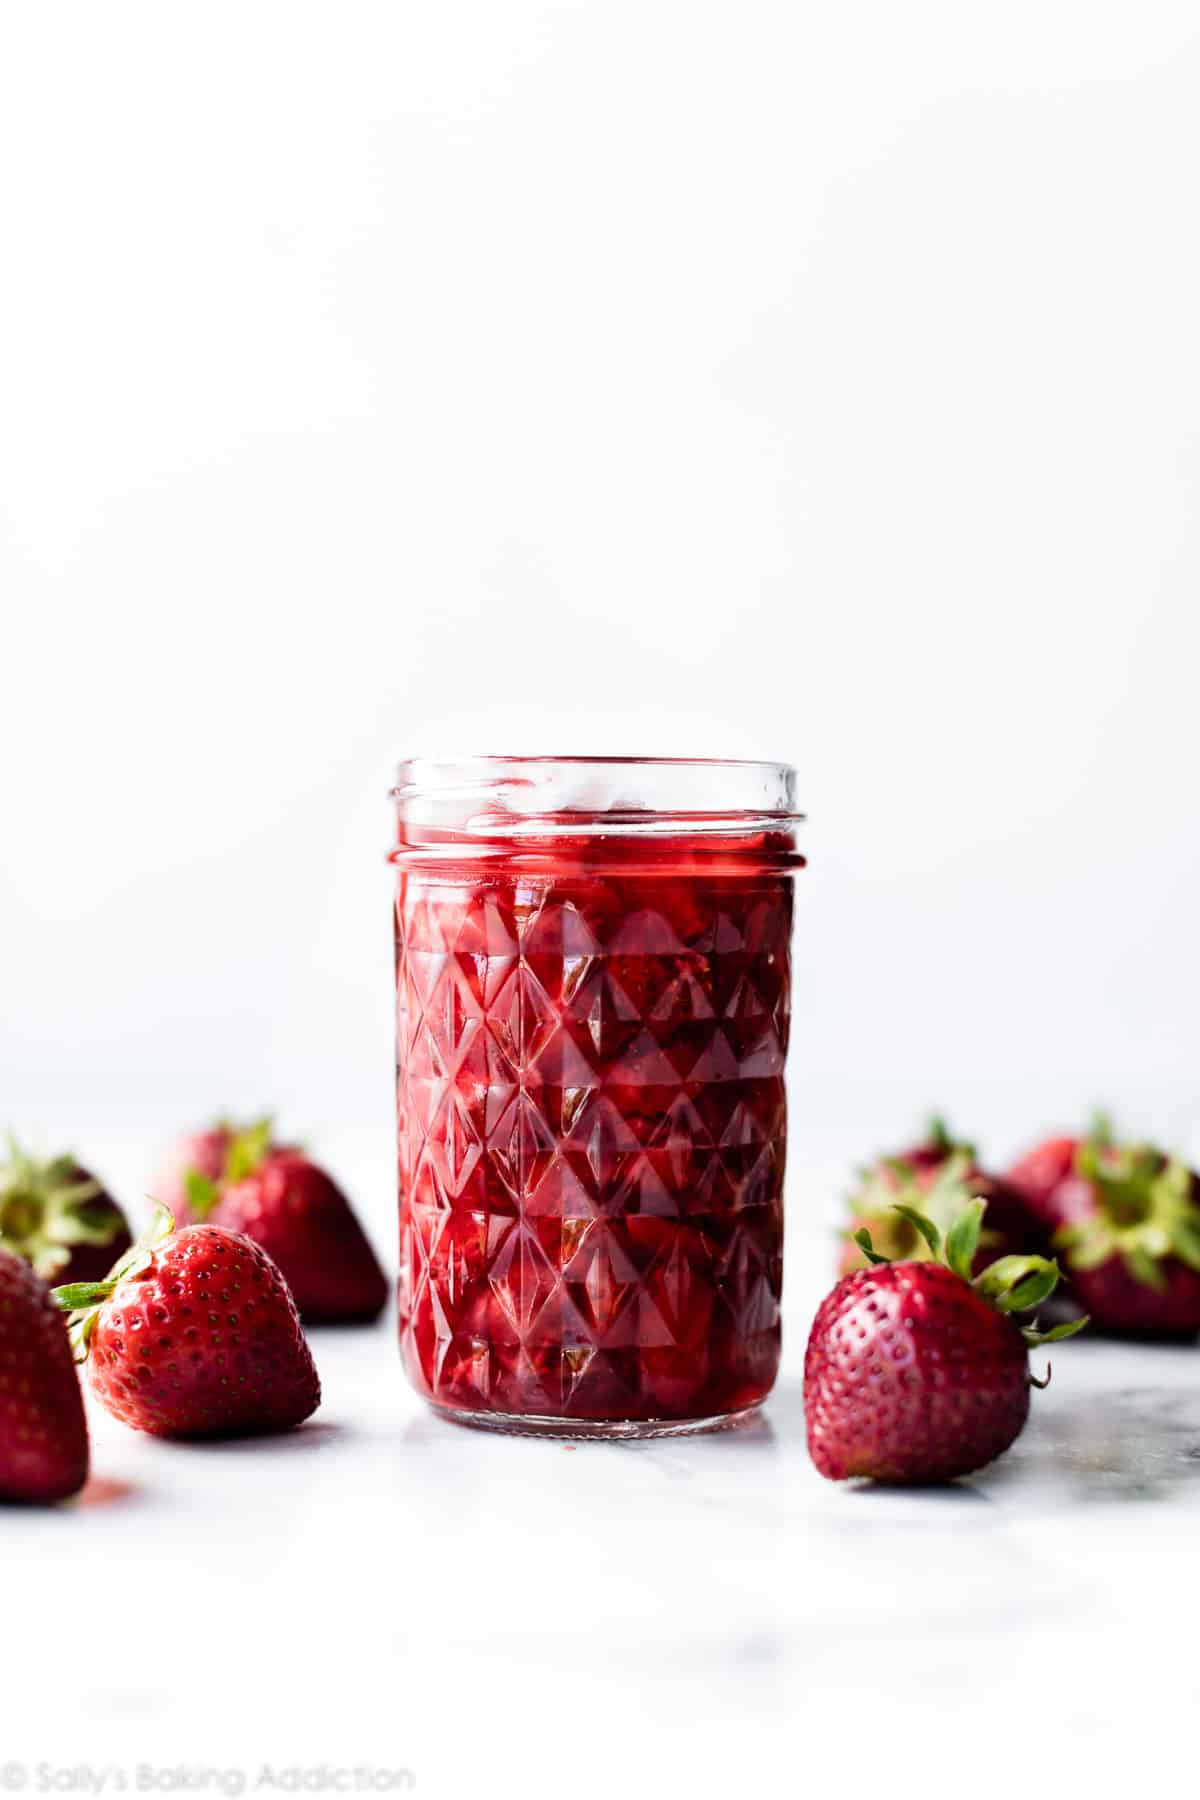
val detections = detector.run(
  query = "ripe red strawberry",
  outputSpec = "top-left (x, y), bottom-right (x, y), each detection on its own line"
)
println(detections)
top-left (806, 1197), bottom-right (1084, 1483)
top-left (1007, 1133), bottom-right (1080, 1223)
top-left (838, 1119), bottom-right (1043, 1277)
top-left (152, 1119), bottom-right (265, 1223)
top-left (55, 1211), bottom-right (321, 1438)
top-left (0, 1138), bottom-right (132, 1287)
top-left (0, 1247), bottom-right (90, 1502)
top-left (1009, 1119), bottom-right (1200, 1338)
top-left (184, 1130), bottom-right (388, 1325)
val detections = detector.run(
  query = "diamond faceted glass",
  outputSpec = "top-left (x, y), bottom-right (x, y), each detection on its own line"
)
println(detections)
top-left (395, 864), bottom-right (793, 1425)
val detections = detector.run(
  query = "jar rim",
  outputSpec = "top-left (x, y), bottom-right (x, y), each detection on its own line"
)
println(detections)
top-left (391, 756), bottom-right (804, 863)
top-left (395, 754), bottom-right (798, 793)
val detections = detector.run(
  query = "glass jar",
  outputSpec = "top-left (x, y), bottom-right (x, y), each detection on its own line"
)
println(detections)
top-left (390, 757), bottom-right (804, 1438)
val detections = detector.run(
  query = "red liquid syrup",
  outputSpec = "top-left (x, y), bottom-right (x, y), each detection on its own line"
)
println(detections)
top-left (393, 827), bottom-right (798, 1425)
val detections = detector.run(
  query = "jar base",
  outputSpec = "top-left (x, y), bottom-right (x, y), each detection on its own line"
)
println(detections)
top-left (428, 1402), bottom-right (765, 1441)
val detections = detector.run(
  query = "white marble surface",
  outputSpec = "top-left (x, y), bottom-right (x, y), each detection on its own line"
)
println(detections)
top-left (5, 1127), bottom-right (1199, 1799)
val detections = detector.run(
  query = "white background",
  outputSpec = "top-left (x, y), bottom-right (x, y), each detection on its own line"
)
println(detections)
top-left (3, 6), bottom-right (1200, 1797)
top-left (4, 1), bottom-right (1199, 1158)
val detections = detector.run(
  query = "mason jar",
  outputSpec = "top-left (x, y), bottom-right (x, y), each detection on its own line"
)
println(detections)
top-left (390, 757), bottom-right (804, 1437)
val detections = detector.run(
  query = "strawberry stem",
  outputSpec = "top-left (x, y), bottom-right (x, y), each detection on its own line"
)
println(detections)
top-left (926, 1116), bottom-right (977, 1162)
top-left (1060, 1136), bottom-right (1200, 1288)
top-left (51, 1204), bottom-right (176, 1363)
top-left (890, 1204), bottom-right (942, 1260)
top-left (852, 1229), bottom-right (890, 1267)
top-left (52, 1278), bottom-right (118, 1310)
top-left (0, 1138), bottom-right (126, 1280)
top-left (944, 1197), bottom-right (986, 1280)
top-left (858, 1195), bottom-right (1086, 1346)
top-left (973, 1255), bottom-right (1062, 1314)
top-left (224, 1118), bottom-right (274, 1183)
top-left (184, 1169), bottom-right (220, 1220)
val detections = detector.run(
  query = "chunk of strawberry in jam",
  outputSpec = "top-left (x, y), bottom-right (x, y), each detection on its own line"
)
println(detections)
top-left (395, 833), bottom-right (794, 1424)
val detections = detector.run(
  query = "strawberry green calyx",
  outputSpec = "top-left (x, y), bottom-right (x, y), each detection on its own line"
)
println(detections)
top-left (1088, 1111), bottom-right (1115, 1151)
top-left (183, 1169), bottom-right (220, 1220)
top-left (1059, 1135), bottom-right (1200, 1291)
top-left (925, 1116), bottom-right (977, 1163)
top-left (848, 1155), bottom-right (998, 1263)
top-left (224, 1117), bottom-right (273, 1182)
top-left (0, 1138), bottom-right (125, 1280)
top-left (853, 1196), bottom-right (1088, 1350)
top-left (185, 1117), bottom-right (275, 1220)
top-left (53, 1204), bottom-right (176, 1362)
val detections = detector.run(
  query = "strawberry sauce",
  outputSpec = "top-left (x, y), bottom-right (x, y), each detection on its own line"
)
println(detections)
top-left (392, 769), bottom-right (802, 1434)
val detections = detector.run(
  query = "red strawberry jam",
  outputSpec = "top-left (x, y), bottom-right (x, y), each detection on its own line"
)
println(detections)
top-left (392, 761), bottom-right (803, 1435)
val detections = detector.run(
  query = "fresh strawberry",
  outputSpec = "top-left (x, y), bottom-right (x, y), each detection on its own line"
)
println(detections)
top-left (0, 1247), bottom-right (90, 1502)
top-left (1007, 1133), bottom-right (1081, 1224)
top-left (893, 1114), bottom-right (975, 1175)
top-left (838, 1119), bottom-right (1043, 1277)
top-left (806, 1195), bottom-right (1084, 1483)
top-left (55, 1209), bottom-right (321, 1438)
top-left (185, 1137), bottom-right (387, 1325)
top-left (1009, 1119), bottom-right (1200, 1338)
top-left (151, 1119), bottom-right (268, 1223)
top-left (0, 1138), bottom-right (132, 1287)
